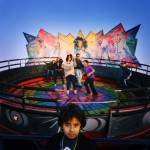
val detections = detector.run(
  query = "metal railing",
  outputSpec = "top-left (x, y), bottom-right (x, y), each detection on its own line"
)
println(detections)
top-left (0, 133), bottom-right (150, 150)
top-left (0, 82), bottom-right (150, 115)
top-left (0, 57), bottom-right (149, 75)
top-left (114, 87), bottom-right (150, 113)
top-left (0, 82), bottom-right (64, 115)
top-left (0, 57), bottom-right (150, 115)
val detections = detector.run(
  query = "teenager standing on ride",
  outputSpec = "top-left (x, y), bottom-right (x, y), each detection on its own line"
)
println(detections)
top-left (62, 54), bottom-right (77, 95)
top-left (82, 60), bottom-right (98, 96)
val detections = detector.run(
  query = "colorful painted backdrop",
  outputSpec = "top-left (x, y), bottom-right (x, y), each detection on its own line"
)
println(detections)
top-left (24, 23), bottom-right (140, 67)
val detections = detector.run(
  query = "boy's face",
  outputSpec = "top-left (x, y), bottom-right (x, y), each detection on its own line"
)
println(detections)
top-left (62, 117), bottom-right (81, 139)
top-left (122, 63), bottom-right (127, 67)
top-left (83, 61), bottom-right (87, 67)
top-left (76, 54), bottom-right (80, 60)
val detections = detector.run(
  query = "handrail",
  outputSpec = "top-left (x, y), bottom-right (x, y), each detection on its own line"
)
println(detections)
top-left (0, 82), bottom-right (64, 115)
top-left (114, 87), bottom-right (150, 113)
top-left (0, 82), bottom-right (55, 92)
top-left (0, 57), bottom-right (149, 75)
top-left (0, 83), bottom-right (150, 115)
top-left (0, 133), bottom-right (150, 145)
top-left (115, 87), bottom-right (149, 92)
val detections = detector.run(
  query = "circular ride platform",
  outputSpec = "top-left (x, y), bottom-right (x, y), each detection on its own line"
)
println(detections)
top-left (0, 58), bottom-right (150, 139)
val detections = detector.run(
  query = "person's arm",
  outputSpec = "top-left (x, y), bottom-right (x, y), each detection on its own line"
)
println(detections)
top-left (127, 70), bottom-right (132, 80)
top-left (81, 63), bottom-right (84, 68)
top-left (82, 72), bottom-right (85, 75)
top-left (73, 59), bottom-right (77, 67)
top-left (87, 68), bottom-right (95, 77)
top-left (43, 61), bottom-right (49, 65)
top-left (61, 64), bottom-right (71, 71)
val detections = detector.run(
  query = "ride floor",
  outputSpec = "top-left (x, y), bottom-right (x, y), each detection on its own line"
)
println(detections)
top-left (10, 77), bottom-right (137, 115)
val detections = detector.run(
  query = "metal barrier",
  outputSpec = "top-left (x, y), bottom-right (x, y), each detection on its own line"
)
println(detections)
top-left (0, 57), bottom-right (149, 75)
top-left (0, 82), bottom-right (150, 115)
top-left (114, 87), bottom-right (150, 113)
top-left (0, 133), bottom-right (150, 150)
top-left (0, 133), bottom-right (150, 144)
top-left (0, 82), bottom-right (64, 115)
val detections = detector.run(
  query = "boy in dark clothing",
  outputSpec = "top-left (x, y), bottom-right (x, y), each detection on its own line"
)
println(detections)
top-left (74, 53), bottom-right (84, 87)
top-left (117, 62), bottom-right (132, 88)
top-left (45, 103), bottom-right (99, 150)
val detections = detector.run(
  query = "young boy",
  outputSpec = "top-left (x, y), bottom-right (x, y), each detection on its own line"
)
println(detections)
top-left (46, 103), bottom-right (99, 150)
top-left (82, 60), bottom-right (98, 96)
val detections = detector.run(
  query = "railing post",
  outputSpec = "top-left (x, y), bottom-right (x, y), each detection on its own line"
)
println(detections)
top-left (56, 100), bottom-right (59, 116)
top-left (148, 87), bottom-right (150, 99)
top-left (8, 60), bottom-right (10, 70)
top-left (20, 59), bottom-right (21, 68)
top-left (116, 90), bottom-right (121, 114)
top-left (55, 89), bottom-right (60, 115)
top-left (144, 87), bottom-right (149, 110)
top-left (22, 86), bottom-right (25, 110)
top-left (146, 65), bottom-right (148, 75)
top-left (147, 87), bottom-right (150, 108)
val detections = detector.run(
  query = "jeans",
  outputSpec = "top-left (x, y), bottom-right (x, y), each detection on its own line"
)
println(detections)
top-left (54, 70), bottom-right (64, 84)
top-left (66, 75), bottom-right (76, 90)
top-left (75, 69), bottom-right (82, 86)
top-left (46, 69), bottom-right (54, 81)
top-left (117, 76), bottom-right (128, 88)
top-left (84, 78), bottom-right (97, 95)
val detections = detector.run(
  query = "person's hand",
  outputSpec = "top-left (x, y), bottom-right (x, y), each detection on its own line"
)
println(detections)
top-left (87, 73), bottom-right (91, 77)
top-left (127, 76), bottom-right (130, 80)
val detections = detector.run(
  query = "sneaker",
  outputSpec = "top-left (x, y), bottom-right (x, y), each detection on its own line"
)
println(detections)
top-left (74, 90), bottom-right (77, 94)
top-left (66, 90), bottom-right (69, 95)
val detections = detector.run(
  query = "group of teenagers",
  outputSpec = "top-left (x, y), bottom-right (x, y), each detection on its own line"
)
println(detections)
top-left (44, 53), bottom-right (98, 96)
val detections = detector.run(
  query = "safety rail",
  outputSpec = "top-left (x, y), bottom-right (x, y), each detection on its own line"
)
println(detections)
top-left (0, 57), bottom-right (149, 75)
top-left (0, 82), bottom-right (150, 115)
top-left (0, 133), bottom-right (150, 148)
top-left (0, 82), bottom-right (64, 115)
top-left (0, 133), bottom-right (150, 144)
top-left (114, 87), bottom-right (150, 113)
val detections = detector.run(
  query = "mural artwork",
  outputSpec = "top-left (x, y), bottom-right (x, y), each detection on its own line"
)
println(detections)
top-left (24, 23), bottom-right (140, 67)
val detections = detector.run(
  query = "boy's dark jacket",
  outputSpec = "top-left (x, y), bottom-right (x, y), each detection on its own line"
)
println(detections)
top-left (45, 132), bottom-right (99, 150)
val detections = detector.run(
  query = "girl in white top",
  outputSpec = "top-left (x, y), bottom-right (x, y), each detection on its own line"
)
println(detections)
top-left (62, 54), bottom-right (77, 95)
